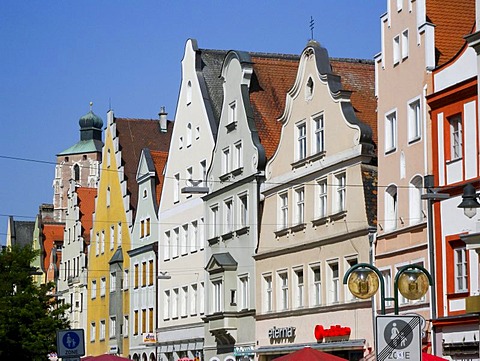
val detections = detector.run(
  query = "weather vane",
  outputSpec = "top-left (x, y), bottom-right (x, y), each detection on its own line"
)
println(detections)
top-left (310, 16), bottom-right (315, 40)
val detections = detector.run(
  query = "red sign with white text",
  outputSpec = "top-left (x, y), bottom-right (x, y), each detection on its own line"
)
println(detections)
top-left (314, 325), bottom-right (351, 341)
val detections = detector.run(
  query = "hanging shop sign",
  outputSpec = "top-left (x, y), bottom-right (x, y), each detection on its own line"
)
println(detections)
top-left (234, 346), bottom-right (255, 357)
top-left (268, 326), bottom-right (296, 340)
top-left (143, 333), bottom-right (156, 344)
top-left (314, 325), bottom-right (351, 342)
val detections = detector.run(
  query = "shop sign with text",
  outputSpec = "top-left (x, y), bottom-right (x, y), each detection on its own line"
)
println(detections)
top-left (314, 325), bottom-right (351, 342)
top-left (269, 326), bottom-right (296, 340)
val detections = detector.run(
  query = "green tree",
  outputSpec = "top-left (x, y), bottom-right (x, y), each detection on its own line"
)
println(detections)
top-left (0, 245), bottom-right (70, 360)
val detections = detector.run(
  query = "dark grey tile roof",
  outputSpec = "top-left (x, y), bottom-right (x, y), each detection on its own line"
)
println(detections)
top-left (109, 246), bottom-right (124, 264)
top-left (9, 217), bottom-right (35, 248)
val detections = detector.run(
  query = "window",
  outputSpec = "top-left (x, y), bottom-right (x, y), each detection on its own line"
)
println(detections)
top-left (100, 230), bottom-right (105, 254)
top-left (195, 126), bottom-right (200, 140)
top-left (91, 279), bottom-right (97, 299)
top-left (385, 111), bottom-right (397, 152)
top-left (147, 260), bottom-right (153, 285)
top-left (124, 315), bottom-right (129, 337)
top-left (100, 277), bottom-right (106, 297)
top-left (224, 199), bottom-right (233, 234)
top-left (74, 164), bottom-right (80, 181)
top-left (328, 262), bottom-right (339, 303)
top-left (239, 275), bottom-right (249, 310)
top-left (110, 272), bottom-right (116, 293)
top-left (90, 322), bottom-right (96, 342)
top-left (163, 290), bottom-right (170, 320)
top-left (305, 77), bottom-right (314, 99)
top-left (239, 193), bottom-right (248, 228)
top-left (408, 99), bottom-right (421, 142)
top-left (106, 187), bottom-right (110, 207)
top-left (146, 218), bottom-right (150, 237)
top-left (191, 221), bottom-right (198, 252)
top-left (134, 310), bottom-right (139, 335)
top-left (134, 264), bottom-right (139, 289)
top-left (172, 288), bottom-right (179, 318)
top-left (174, 173), bottom-right (180, 203)
top-left (210, 205), bottom-right (219, 238)
top-left (186, 123), bottom-right (192, 147)
top-left (313, 114), bottom-right (325, 154)
top-left (186, 80), bottom-right (192, 104)
top-left (409, 176), bottom-right (423, 225)
top-left (297, 123), bottom-right (307, 160)
top-left (278, 272), bottom-right (289, 310)
top-left (100, 320), bottom-right (105, 340)
top-left (317, 179), bottom-right (327, 219)
top-left (106, 149), bottom-right (111, 168)
top-left (179, 136), bottom-right (184, 149)
top-left (181, 286), bottom-right (188, 317)
top-left (199, 218), bottom-right (205, 250)
top-left (172, 228), bottom-right (179, 258)
top-left (123, 269), bottom-right (129, 290)
top-left (295, 188), bottom-right (305, 225)
top-left (110, 317), bottom-right (116, 338)
top-left (222, 147), bottom-right (231, 174)
top-left (449, 115), bottom-right (463, 160)
top-left (191, 284), bottom-right (198, 315)
top-left (294, 269), bottom-right (304, 308)
top-left (335, 173), bottom-right (346, 213)
top-left (263, 274), bottom-right (273, 312)
top-left (310, 264), bottom-right (322, 306)
top-left (141, 309), bottom-right (146, 333)
top-left (396, 0), bottom-right (403, 11)
top-left (393, 35), bottom-right (400, 65)
top-left (186, 167), bottom-right (193, 188)
top-left (118, 222), bottom-right (122, 244)
top-left (279, 193), bottom-right (288, 229)
top-left (385, 185), bottom-right (398, 231)
top-left (110, 225), bottom-right (115, 250)
top-left (346, 258), bottom-right (358, 301)
top-left (234, 141), bottom-right (243, 169)
top-left (164, 231), bottom-right (170, 260)
top-left (148, 308), bottom-right (154, 333)
top-left (200, 160), bottom-right (207, 186)
top-left (181, 224), bottom-right (188, 255)
top-left (402, 29), bottom-right (409, 59)
top-left (229, 101), bottom-right (237, 124)
top-left (455, 247), bottom-right (468, 292)
top-left (213, 280), bottom-right (223, 313)
top-left (95, 233), bottom-right (100, 256)
top-left (141, 262), bottom-right (146, 287)
top-left (200, 282), bottom-right (205, 314)
top-left (381, 269), bottom-right (392, 307)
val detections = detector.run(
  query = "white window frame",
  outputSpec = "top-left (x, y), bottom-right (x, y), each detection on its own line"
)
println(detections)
top-left (239, 274), bottom-right (249, 310)
top-left (110, 316), bottom-right (116, 338)
top-left (345, 257), bottom-right (358, 301)
top-left (110, 225), bottom-right (115, 250)
top-left (385, 111), bottom-right (397, 152)
top-left (190, 221), bottom-right (198, 252)
top-left (210, 205), bottom-right (219, 238)
top-left (224, 198), bottom-right (233, 234)
top-left (164, 231), bottom-right (170, 260)
top-left (212, 279), bottom-right (223, 313)
top-left (229, 101), bottom-right (237, 124)
top-left (181, 224), bottom-right (188, 255)
top-left (100, 277), bottom-right (106, 297)
top-left (393, 35), bottom-right (400, 65)
top-left (172, 228), bottom-right (179, 258)
top-left (222, 147), bottom-right (231, 174)
top-left (163, 290), bottom-right (170, 320)
top-left (317, 178), bottom-right (327, 219)
top-left (234, 141), bottom-right (243, 170)
top-left (239, 193), bottom-right (248, 228)
top-left (172, 288), bottom-right (179, 319)
top-left (385, 185), bottom-right (398, 231)
top-left (279, 192), bottom-right (288, 230)
top-left (297, 122), bottom-right (307, 160)
top-left (110, 271), bottom-right (116, 293)
top-left (190, 284), bottom-right (198, 315)
top-left (263, 273), bottom-right (273, 312)
top-left (313, 114), bottom-right (325, 154)
top-left (449, 114), bottom-right (463, 160)
top-left (381, 268), bottom-right (393, 307)
top-left (174, 173), bottom-right (180, 203)
top-left (408, 98), bottom-right (421, 142)
top-left (335, 173), bottom-right (346, 213)
top-left (295, 187), bottom-right (305, 225)
top-left (186, 123), bottom-right (192, 147)
top-left (310, 263), bottom-right (322, 306)
top-left (401, 29), bottom-right (409, 59)
top-left (91, 279), bottom-right (97, 299)
top-left (409, 176), bottom-right (423, 225)
top-left (277, 271), bottom-right (289, 311)
top-left (455, 247), bottom-right (468, 292)
top-left (328, 261), bottom-right (339, 304)
top-left (294, 267), bottom-right (304, 308)
top-left (181, 286), bottom-right (188, 317)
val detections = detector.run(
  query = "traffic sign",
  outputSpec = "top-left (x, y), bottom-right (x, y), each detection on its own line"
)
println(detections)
top-left (57, 329), bottom-right (85, 358)
top-left (376, 315), bottom-right (421, 361)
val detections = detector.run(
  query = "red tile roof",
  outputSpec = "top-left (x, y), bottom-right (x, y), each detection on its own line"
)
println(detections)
top-left (114, 118), bottom-right (173, 220)
top-left (41, 222), bottom-right (64, 279)
top-left (150, 150), bottom-right (169, 207)
top-left (250, 55), bottom-right (299, 160)
top-left (427, 0), bottom-right (476, 67)
top-left (331, 59), bottom-right (377, 147)
top-left (77, 187), bottom-right (97, 245)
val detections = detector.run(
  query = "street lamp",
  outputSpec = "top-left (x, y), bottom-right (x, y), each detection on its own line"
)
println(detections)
top-left (458, 183), bottom-right (480, 218)
top-left (343, 263), bottom-right (433, 315)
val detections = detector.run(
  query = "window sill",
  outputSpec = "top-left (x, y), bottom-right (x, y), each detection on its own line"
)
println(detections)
top-left (208, 236), bottom-right (220, 246)
top-left (222, 231), bottom-right (234, 240)
top-left (226, 121), bottom-right (238, 132)
top-left (330, 210), bottom-right (347, 221)
top-left (231, 167), bottom-right (243, 176)
top-left (274, 223), bottom-right (306, 237)
top-left (291, 151), bottom-right (325, 169)
top-left (385, 147), bottom-right (397, 155)
top-left (311, 216), bottom-right (328, 226)
top-left (291, 223), bottom-right (306, 232)
top-left (219, 173), bottom-right (231, 182)
top-left (236, 226), bottom-right (249, 236)
top-left (446, 157), bottom-right (462, 165)
top-left (408, 136), bottom-right (421, 145)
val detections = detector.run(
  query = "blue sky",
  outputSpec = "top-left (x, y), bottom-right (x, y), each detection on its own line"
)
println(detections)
top-left (0, 1), bottom-right (385, 243)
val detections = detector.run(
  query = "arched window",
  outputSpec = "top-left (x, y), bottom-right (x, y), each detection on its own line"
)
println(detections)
top-left (186, 80), bottom-right (192, 104)
top-left (305, 77), bottom-right (314, 100)
top-left (409, 176), bottom-right (423, 225)
top-left (73, 164), bottom-right (80, 181)
top-left (384, 185), bottom-right (398, 231)
top-left (187, 123), bottom-right (192, 147)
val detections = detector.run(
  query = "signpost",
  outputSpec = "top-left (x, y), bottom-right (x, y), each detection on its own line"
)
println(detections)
top-left (57, 329), bottom-right (85, 360)
top-left (376, 315), bottom-right (421, 361)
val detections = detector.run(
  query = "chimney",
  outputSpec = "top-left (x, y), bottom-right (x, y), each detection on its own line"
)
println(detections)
top-left (159, 106), bottom-right (168, 133)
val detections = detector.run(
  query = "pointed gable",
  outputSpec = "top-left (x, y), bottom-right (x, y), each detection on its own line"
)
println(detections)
top-left (206, 252), bottom-right (238, 274)
top-left (150, 150), bottom-right (168, 207)
top-left (76, 187), bottom-right (97, 245)
top-left (114, 117), bottom-right (173, 219)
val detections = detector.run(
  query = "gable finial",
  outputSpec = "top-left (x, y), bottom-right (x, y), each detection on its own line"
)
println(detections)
top-left (310, 16), bottom-right (315, 40)
top-left (89, 101), bottom-right (93, 111)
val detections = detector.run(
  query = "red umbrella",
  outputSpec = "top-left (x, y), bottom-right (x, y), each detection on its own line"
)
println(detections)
top-left (81, 355), bottom-right (131, 361)
top-left (422, 352), bottom-right (449, 361)
top-left (272, 347), bottom-right (348, 361)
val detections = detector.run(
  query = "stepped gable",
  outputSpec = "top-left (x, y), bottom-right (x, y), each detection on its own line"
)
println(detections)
top-left (114, 117), bottom-right (173, 219)
top-left (150, 150), bottom-right (169, 207)
top-left (426, 0), bottom-right (476, 67)
top-left (249, 53), bottom-right (300, 160)
top-left (330, 58), bottom-right (377, 149)
top-left (77, 187), bottom-right (97, 245)
top-left (199, 48), bottom-right (227, 125)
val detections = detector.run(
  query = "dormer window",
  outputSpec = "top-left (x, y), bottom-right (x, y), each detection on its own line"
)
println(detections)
top-left (229, 101), bottom-right (237, 124)
top-left (73, 164), bottom-right (80, 181)
top-left (186, 80), bottom-right (192, 105)
top-left (305, 77), bottom-right (314, 100)
top-left (186, 123), bottom-right (192, 147)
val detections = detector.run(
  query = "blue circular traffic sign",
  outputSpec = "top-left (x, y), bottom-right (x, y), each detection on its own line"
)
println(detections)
top-left (62, 332), bottom-right (80, 349)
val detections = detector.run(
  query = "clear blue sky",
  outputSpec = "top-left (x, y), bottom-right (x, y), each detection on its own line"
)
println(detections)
top-left (0, 1), bottom-right (386, 244)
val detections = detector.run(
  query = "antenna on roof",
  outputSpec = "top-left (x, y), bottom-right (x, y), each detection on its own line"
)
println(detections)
top-left (89, 101), bottom-right (93, 111)
top-left (309, 16), bottom-right (315, 40)
top-left (109, 97), bottom-right (112, 111)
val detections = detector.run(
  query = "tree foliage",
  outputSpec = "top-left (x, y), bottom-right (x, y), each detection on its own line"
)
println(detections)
top-left (0, 245), bottom-right (70, 360)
